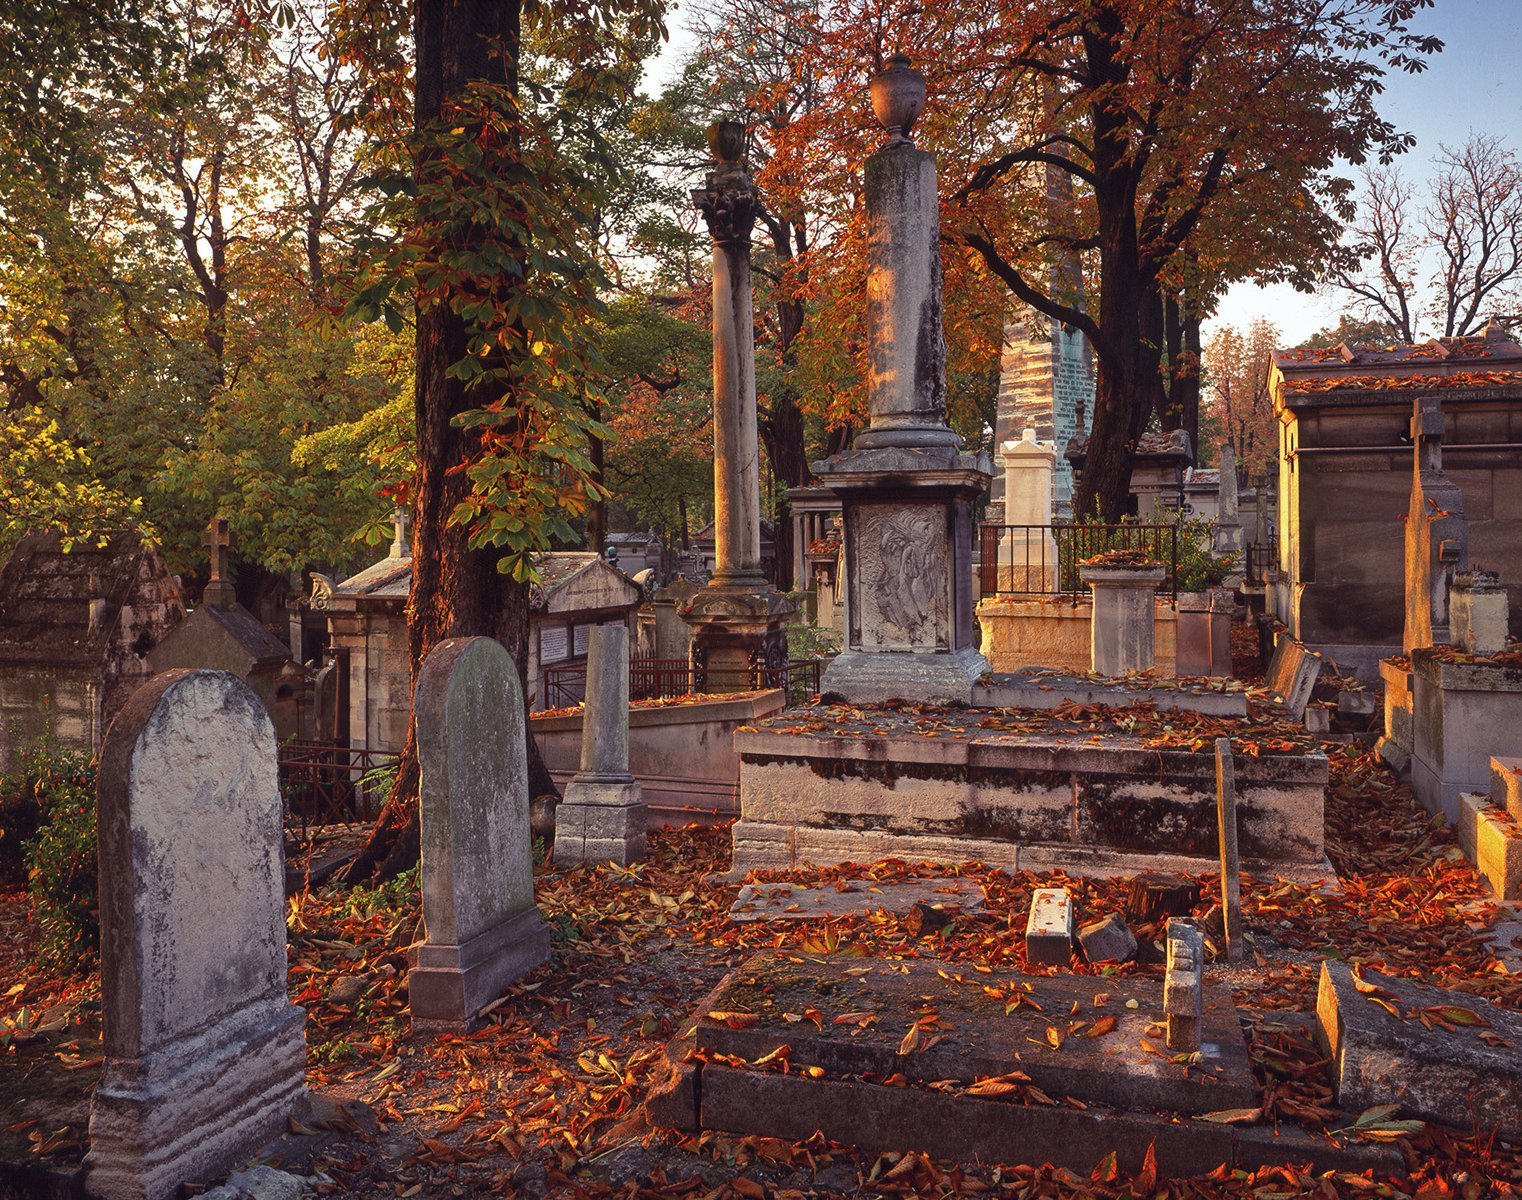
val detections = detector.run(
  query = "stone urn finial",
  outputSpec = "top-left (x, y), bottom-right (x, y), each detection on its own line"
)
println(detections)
top-left (707, 120), bottom-right (746, 165)
top-left (870, 53), bottom-right (926, 147)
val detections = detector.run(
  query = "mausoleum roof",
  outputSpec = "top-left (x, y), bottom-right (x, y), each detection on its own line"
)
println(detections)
top-left (335, 555), bottom-right (412, 599)
top-left (330, 550), bottom-right (642, 614)
top-left (1064, 428), bottom-right (1193, 467)
top-left (1272, 322), bottom-right (1522, 405)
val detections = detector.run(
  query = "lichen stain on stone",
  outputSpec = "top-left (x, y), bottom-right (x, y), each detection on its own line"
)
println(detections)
top-left (1077, 782), bottom-right (1214, 854)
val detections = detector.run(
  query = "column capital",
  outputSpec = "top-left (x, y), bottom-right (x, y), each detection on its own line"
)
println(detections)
top-left (693, 172), bottom-right (758, 248)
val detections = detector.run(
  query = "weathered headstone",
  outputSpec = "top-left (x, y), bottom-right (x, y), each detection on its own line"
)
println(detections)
top-left (1078, 559), bottom-right (1166, 675)
top-left (1449, 569), bottom-right (1509, 657)
top-left (997, 428), bottom-right (1060, 591)
top-left (1264, 635), bottom-right (1323, 721)
top-left (1214, 738), bottom-right (1244, 964)
top-left (1211, 442), bottom-right (1244, 558)
top-left (410, 637), bottom-right (550, 1032)
top-left (1403, 393), bottom-right (1468, 653)
top-left (1025, 887), bottom-right (1074, 965)
top-left (553, 623), bottom-right (647, 867)
top-left (87, 670), bottom-right (308, 1200)
top-left (1164, 919), bottom-right (1204, 1052)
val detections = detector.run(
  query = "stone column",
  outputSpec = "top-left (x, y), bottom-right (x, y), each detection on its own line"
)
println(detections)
top-left (1078, 560), bottom-right (1166, 675)
top-left (812, 56), bottom-right (992, 705)
top-left (554, 624), bottom-right (646, 867)
top-left (998, 427), bottom-right (1059, 591)
top-left (683, 120), bottom-right (795, 685)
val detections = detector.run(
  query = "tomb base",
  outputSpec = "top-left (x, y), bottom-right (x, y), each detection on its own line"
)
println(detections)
top-left (86, 999), bottom-right (308, 1200)
top-left (819, 646), bottom-right (988, 706)
top-left (1376, 656), bottom-right (1414, 775)
top-left (1410, 648), bottom-right (1522, 822)
top-left (409, 907), bottom-right (551, 1033)
top-left (728, 705), bottom-right (1330, 882)
top-left (553, 775), bottom-right (647, 867)
top-left (682, 583), bottom-right (794, 688)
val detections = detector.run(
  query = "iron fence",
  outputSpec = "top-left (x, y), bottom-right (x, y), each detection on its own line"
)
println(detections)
top-left (543, 656), bottom-right (822, 710)
top-left (278, 742), bottom-right (396, 839)
top-left (979, 523), bottom-right (1180, 603)
top-left (1246, 537), bottom-right (1278, 587)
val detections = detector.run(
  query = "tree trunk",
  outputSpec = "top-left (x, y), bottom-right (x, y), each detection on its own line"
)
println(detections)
top-left (342, 0), bottom-right (559, 887)
top-left (759, 383), bottom-right (807, 590)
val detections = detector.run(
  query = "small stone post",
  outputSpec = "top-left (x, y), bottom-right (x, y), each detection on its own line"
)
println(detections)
top-left (1214, 737), bottom-right (1244, 964)
top-left (684, 120), bottom-right (794, 683)
top-left (410, 637), bottom-right (550, 1032)
top-left (87, 670), bottom-right (308, 1200)
top-left (554, 624), bottom-right (647, 867)
top-left (1164, 918), bottom-right (1204, 1052)
top-left (1077, 559), bottom-right (1166, 675)
top-left (1450, 570), bottom-right (1509, 657)
top-left (999, 428), bottom-right (1060, 591)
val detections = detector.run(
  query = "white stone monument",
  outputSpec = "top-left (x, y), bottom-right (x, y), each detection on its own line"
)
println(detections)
top-left (87, 670), bottom-right (308, 1200)
top-left (410, 637), bottom-right (550, 1032)
top-left (553, 623), bottom-right (647, 867)
top-left (997, 427), bottom-right (1060, 592)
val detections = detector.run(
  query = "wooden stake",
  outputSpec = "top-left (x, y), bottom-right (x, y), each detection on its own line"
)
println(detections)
top-left (1215, 736), bottom-right (1244, 963)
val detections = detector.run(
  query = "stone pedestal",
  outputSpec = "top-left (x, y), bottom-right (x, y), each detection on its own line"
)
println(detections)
top-left (554, 624), bottom-right (646, 867)
top-left (1377, 656), bottom-right (1415, 774)
top-left (1079, 562), bottom-right (1166, 675)
top-left (1450, 570), bottom-right (1509, 657)
top-left (1411, 647), bottom-right (1522, 822)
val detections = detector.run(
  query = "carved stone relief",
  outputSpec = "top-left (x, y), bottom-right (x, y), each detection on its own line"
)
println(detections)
top-left (848, 504), bottom-right (949, 651)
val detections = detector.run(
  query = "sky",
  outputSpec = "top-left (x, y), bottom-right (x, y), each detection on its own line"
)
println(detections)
top-left (647, 0), bottom-right (1522, 348)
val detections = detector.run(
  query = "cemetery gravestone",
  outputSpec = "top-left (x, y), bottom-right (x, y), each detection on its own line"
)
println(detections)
top-left (1078, 560), bottom-right (1166, 675)
top-left (1264, 636), bottom-right (1323, 721)
top-left (410, 637), bottom-right (550, 1032)
top-left (554, 623), bottom-right (647, 867)
top-left (87, 670), bottom-right (308, 1200)
top-left (1164, 919), bottom-right (1204, 1052)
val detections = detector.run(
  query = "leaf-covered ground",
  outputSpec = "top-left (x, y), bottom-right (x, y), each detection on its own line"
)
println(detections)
top-left (2, 745), bottom-right (1520, 1199)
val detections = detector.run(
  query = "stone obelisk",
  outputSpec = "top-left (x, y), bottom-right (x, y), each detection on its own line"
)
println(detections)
top-left (683, 121), bottom-right (795, 685)
top-left (812, 55), bottom-right (991, 704)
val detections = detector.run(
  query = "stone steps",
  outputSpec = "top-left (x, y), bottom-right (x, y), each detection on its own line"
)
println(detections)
top-left (1457, 754), bottom-right (1522, 900)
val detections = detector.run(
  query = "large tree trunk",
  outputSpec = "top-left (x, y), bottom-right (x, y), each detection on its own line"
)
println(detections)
top-left (342, 0), bottom-right (557, 887)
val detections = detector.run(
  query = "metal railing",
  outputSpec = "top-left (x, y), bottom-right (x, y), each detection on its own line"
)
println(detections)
top-left (979, 523), bottom-right (1180, 603)
top-left (1245, 537), bottom-right (1278, 587)
top-left (278, 742), bottom-right (397, 838)
top-left (543, 656), bottom-right (822, 709)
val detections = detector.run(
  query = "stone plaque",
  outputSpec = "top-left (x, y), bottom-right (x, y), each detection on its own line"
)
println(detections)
top-left (540, 625), bottom-right (569, 663)
top-left (848, 504), bottom-right (950, 652)
top-left (573, 622), bottom-right (592, 658)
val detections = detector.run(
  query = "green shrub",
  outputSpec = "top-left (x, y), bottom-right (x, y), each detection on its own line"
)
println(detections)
top-left (26, 784), bottom-right (98, 973)
top-left (0, 737), bottom-right (94, 886)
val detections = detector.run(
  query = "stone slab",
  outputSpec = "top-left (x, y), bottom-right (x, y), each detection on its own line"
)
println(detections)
top-left (1076, 913), bottom-right (1136, 963)
top-left (1265, 636), bottom-right (1323, 721)
top-left (1024, 888), bottom-right (1073, 965)
top-left (976, 670), bottom-right (1248, 717)
top-left (1316, 960), bottom-right (1522, 1142)
top-left (690, 954), bottom-right (1258, 1116)
top-left (1457, 793), bottom-right (1522, 901)
top-left (1411, 650), bottom-right (1522, 821)
top-left (728, 877), bottom-right (985, 923)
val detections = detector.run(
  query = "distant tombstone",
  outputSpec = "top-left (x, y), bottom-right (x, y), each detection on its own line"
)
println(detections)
top-left (553, 624), bottom-right (647, 867)
top-left (409, 637), bottom-right (551, 1032)
top-left (998, 428), bottom-right (1060, 591)
top-left (1404, 394), bottom-right (1468, 653)
top-left (1212, 443), bottom-right (1244, 557)
top-left (87, 670), bottom-right (307, 1200)
top-left (1078, 559), bottom-right (1166, 675)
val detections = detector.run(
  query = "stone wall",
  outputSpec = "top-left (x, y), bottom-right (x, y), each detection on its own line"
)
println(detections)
top-left (0, 667), bottom-right (100, 769)
top-left (976, 598), bottom-right (1179, 676)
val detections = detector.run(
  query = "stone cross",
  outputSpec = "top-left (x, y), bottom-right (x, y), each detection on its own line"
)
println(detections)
top-left (87, 670), bottom-right (308, 1200)
top-left (201, 516), bottom-right (235, 610)
top-left (389, 506), bottom-right (410, 559)
top-left (409, 637), bottom-right (550, 1032)
top-left (1403, 394), bottom-right (1468, 653)
top-left (554, 623), bottom-right (647, 867)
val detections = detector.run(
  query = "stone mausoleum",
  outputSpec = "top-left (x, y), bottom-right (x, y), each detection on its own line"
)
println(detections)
top-left (0, 532), bottom-right (183, 769)
top-left (1269, 324), bottom-right (1522, 678)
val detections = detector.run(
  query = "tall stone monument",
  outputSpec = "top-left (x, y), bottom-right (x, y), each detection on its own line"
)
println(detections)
top-left (1212, 442), bottom-right (1245, 557)
top-left (997, 427), bottom-right (1060, 591)
top-left (812, 55), bottom-right (992, 704)
top-left (683, 120), bottom-right (795, 684)
top-left (1403, 394), bottom-right (1468, 653)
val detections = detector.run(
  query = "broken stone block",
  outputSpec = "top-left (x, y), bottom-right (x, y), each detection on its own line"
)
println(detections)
top-left (1164, 919), bottom-right (1203, 1051)
top-left (1316, 960), bottom-right (1522, 1142)
top-left (1077, 913), bottom-right (1137, 963)
top-left (1025, 888), bottom-right (1073, 965)
top-left (1493, 755), bottom-right (1522, 823)
top-left (1458, 793), bottom-right (1522, 901)
top-left (1304, 704), bottom-right (1331, 734)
